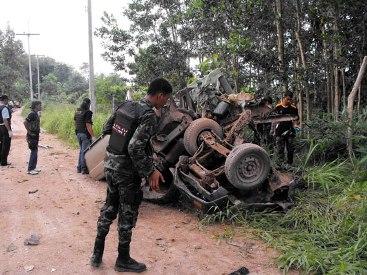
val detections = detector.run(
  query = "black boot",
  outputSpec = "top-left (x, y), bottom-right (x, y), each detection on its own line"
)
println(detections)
top-left (114, 245), bottom-right (146, 273)
top-left (90, 237), bottom-right (105, 267)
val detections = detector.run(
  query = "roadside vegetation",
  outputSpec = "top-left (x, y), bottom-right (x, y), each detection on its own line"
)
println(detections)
top-left (38, 103), bottom-right (109, 148)
top-left (5, 0), bottom-right (367, 274)
top-left (202, 113), bottom-right (367, 274)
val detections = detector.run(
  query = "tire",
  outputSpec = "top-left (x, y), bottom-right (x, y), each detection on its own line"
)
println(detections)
top-left (142, 169), bottom-right (178, 204)
top-left (183, 118), bottom-right (223, 156)
top-left (225, 143), bottom-right (271, 191)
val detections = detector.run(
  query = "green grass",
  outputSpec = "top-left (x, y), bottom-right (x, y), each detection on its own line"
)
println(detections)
top-left (40, 103), bottom-right (109, 148)
top-left (32, 102), bottom-right (367, 273)
top-left (203, 160), bottom-right (367, 274)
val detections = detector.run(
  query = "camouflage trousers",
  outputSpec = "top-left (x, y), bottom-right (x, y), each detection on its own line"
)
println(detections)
top-left (276, 135), bottom-right (295, 165)
top-left (96, 156), bottom-right (142, 249)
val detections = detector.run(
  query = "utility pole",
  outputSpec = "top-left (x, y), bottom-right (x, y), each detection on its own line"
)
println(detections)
top-left (87, 0), bottom-right (96, 113)
top-left (33, 55), bottom-right (44, 100)
top-left (15, 32), bottom-right (40, 101)
top-left (37, 56), bottom-right (40, 100)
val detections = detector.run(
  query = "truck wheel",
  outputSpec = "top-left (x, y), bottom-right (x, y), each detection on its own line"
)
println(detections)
top-left (183, 118), bottom-right (223, 156)
top-left (225, 143), bottom-right (270, 190)
top-left (142, 169), bottom-right (178, 204)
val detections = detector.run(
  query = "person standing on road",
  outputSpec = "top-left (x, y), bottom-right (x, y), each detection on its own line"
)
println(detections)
top-left (24, 101), bottom-right (42, 175)
top-left (74, 98), bottom-right (94, 174)
top-left (90, 78), bottom-right (172, 273)
top-left (274, 91), bottom-right (299, 166)
top-left (0, 94), bottom-right (13, 166)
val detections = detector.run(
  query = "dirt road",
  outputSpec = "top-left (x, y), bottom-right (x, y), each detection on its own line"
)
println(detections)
top-left (1, 109), bottom-right (284, 274)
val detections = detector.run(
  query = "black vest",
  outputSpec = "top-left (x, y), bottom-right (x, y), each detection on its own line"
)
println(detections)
top-left (107, 101), bottom-right (140, 155)
top-left (0, 105), bottom-right (12, 127)
top-left (74, 109), bottom-right (89, 135)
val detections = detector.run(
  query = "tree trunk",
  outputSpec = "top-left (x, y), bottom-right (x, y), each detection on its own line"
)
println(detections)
top-left (296, 55), bottom-right (303, 127)
top-left (313, 75), bottom-right (317, 105)
top-left (298, 90), bottom-right (304, 128)
top-left (294, 0), bottom-right (310, 121)
top-left (333, 5), bottom-right (341, 121)
top-left (347, 56), bottom-right (367, 158)
top-left (334, 66), bottom-right (340, 120)
top-left (341, 69), bottom-right (346, 112)
top-left (322, 22), bottom-right (331, 114)
top-left (274, 0), bottom-right (287, 94)
top-left (357, 85), bottom-right (361, 114)
top-left (327, 69), bottom-right (334, 114)
top-left (326, 70), bottom-right (331, 113)
top-left (330, 69), bottom-right (335, 115)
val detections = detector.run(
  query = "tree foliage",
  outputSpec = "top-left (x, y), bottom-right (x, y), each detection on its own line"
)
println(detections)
top-left (0, 26), bottom-right (89, 103)
top-left (0, 27), bottom-right (27, 100)
top-left (96, 0), bottom-right (366, 114)
top-left (95, 73), bottom-right (128, 107)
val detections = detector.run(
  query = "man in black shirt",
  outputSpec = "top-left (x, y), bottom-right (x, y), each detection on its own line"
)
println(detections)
top-left (24, 101), bottom-right (42, 175)
top-left (0, 94), bottom-right (12, 166)
top-left (74, 98), bottom-right (94, 174)
top-left (274, 91), bottom-right (299, 165)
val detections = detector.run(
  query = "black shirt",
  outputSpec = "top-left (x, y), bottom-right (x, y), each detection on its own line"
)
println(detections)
top-left (26, 111), bottom-right (40, 138)
top-left (74, 109), bottom-right (93, 138)
top-left (274, 104), bottom-right (299, 136)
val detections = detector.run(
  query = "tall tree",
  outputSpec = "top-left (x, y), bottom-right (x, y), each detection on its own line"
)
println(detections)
top-left (0, 27), bottom-right (27, 99)
top-left (274, 0), bottom-right (288, 94)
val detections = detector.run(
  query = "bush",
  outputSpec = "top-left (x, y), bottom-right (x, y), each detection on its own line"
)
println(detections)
top-left (40, 103), bottom-right (109, 148)
top-left (295, 113), bottom-right (367, 165)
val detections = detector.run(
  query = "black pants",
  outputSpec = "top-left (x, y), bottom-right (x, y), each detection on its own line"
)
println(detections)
top-left (276, 135), bottom-right (295, 165)
top-left (27, 135), bottom-right (39, 171)
top-left (254, 123), bottom-right (273, 146)
top-left (0, 126), bottom-right (11, 165)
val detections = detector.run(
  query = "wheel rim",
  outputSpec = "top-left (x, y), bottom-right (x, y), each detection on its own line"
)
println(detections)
top-left (236, 154), bottom-right (263, 184)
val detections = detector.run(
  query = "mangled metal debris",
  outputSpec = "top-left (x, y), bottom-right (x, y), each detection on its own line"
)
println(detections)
top-left (85, 69), bottom-right (299, 213)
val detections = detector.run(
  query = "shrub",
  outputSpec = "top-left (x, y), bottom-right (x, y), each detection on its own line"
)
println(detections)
top-left (40, 103), bottom-right (109, 148)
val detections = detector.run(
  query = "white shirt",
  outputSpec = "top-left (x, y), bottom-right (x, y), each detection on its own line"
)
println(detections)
top-left (1, 104), bottom-right (10, 120)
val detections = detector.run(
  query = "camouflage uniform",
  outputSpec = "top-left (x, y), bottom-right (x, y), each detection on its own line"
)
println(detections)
top-left (95, 99), bottom-right (158, 249)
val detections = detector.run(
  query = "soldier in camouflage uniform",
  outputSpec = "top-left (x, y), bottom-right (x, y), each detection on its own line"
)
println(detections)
top-left (90, 78), bottom-right (172, 273)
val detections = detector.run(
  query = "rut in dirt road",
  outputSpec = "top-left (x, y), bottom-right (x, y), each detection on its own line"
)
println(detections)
top-left (0, 108), bottom-right (285, 274)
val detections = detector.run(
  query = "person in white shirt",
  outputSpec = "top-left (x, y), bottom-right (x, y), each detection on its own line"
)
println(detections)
top-left (0, 94), bottom-right (13, 166)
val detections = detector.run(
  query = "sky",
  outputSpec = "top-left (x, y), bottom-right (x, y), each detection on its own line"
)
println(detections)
top-left (0, 0), bottom-right (130, 75)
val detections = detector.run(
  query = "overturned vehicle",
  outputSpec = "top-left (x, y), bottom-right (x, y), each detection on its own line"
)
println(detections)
top-left (85, 69), bottom-right (299, 213)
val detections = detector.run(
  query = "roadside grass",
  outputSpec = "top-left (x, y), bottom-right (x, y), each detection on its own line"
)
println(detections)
top-left (202, 160), bottom-right (367, 274)
top-left (40, 103), bottom-right (109, 148)
top-left (27, 103), bottom-right (367, 273)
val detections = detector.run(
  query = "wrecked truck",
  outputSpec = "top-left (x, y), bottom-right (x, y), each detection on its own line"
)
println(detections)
top-left (85, 69), bottom-right (299, 213)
